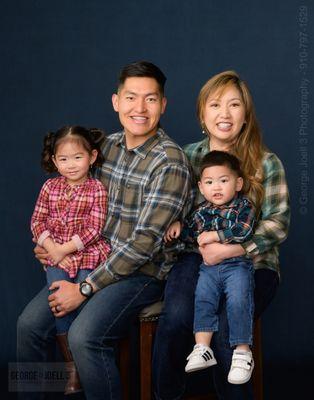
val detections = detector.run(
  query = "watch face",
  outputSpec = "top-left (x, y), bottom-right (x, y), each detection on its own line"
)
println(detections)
top-left (81, 282), bottom-right (92, 297)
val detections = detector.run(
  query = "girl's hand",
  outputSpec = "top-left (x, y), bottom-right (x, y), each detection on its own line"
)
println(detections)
top-left (197, 231), bottom-right (219, 247)
top-left (48, 243), bottom-right (67, 265)
top-left (59, 256), bottom-right (72, 270)
top-left (164, 221), bottom-right (181, 243)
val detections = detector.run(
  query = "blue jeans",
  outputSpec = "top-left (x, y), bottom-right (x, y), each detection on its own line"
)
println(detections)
top-left (17, 273), bottom-right (164, 400)
top-left (194, 259), bottom-right (254, 347)
top-left (153, 252), bottom-right (279, 400)
top-left (46, 266), bottom-right (90, 334)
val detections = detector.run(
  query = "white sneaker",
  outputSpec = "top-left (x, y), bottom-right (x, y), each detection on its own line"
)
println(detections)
top-left (228, 350), bottom-right (254, 384)
top-left (185, 344), bottom-right (217, 373)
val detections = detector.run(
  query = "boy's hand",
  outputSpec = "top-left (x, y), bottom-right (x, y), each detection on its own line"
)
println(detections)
top-left (164, 221), bottom-right (181, 243)
top-left (197, 231), bottom-right (219, 247)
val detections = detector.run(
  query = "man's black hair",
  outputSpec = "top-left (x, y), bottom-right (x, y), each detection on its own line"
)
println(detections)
top-left (118, 61), bottom-right (167, 95)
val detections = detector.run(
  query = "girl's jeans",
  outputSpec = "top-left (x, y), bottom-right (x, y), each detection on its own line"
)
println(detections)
top-left (194, 259), bottom-right (254, 347)
top-left (46, 266), bottom-right (90, 334)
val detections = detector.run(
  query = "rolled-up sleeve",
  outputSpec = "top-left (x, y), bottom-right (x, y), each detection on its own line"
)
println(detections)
top-left (241, 153), bottom-right (290, 257)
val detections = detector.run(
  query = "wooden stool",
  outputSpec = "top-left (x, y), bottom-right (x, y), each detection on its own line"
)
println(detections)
top-left (120, 304), bottom-right (263, 400)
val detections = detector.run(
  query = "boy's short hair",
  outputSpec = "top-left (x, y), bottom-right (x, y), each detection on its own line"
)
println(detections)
top-left (200, 151), bottom-right (242, 177)
top-left (117, 61), bottom-right (167, 95)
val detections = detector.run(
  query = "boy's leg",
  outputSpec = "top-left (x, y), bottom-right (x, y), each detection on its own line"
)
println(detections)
top-left (68, 273), bottom-right (163, 400)
top-left (222, 261), bottom-right (255, 348)
top-left (211, 266), bottom-right (279, 399)
top-left (152, 252), bottom-right (202, 400)
top-left (222, 261), bottom-right (255, 385)
top-left (185, 264), bottom-right (219, 373)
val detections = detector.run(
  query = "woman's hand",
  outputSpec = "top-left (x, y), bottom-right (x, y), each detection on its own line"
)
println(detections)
top-left (199, 242), bottom-right (245, 266)
top-left (197, 231), bottom-right (219, 247)
top-left (48, 280), bottom-right (86, 317)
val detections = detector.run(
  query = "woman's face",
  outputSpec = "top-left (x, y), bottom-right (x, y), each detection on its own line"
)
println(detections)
top-left (202, 85), bottom-right (246, 149)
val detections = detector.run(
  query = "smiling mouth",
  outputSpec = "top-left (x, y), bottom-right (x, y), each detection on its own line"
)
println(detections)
top-left (213, 193), bottom-right (223, 198)
top-left (130, 116), bottom-right (148, 124)
top-left (217, 122), bottom-right (232, 130)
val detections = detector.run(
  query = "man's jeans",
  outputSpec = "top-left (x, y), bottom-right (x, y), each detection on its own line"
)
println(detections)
top-left (153, 252), bottom-right (279, 400)
top-left (194, 259), bottom-right (254, 347)
top-left (46, 266), bottom-right (90, 334)
top-left (17, 273), bottom-right (164, 400)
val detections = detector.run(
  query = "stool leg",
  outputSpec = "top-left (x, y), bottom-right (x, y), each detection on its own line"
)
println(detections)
top-left (120, 337), bottom-right (130, 400)
top-left (252, 318), bottom-right (263, 400)
top-left (140, 320), bottom-right (156, 400)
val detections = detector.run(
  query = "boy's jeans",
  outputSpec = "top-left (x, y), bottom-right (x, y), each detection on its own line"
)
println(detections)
top-left (194, 259), bottom-right (255, 347)
top-left (153, 251), bottom-right (279, 400)
top-left (46, 266), bottom-right (90, 334)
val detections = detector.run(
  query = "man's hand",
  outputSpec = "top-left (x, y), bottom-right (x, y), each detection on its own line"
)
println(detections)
top-left (199, 242), bottom-right (245, 266)
top-left (34, 243), bottom-right (49, 265)
top-left (48, 280), bottom-right (86, 317)
top-left (197, 231), bottom-right (219, 247)
top-left (164, 221), bottom-right (181, 243)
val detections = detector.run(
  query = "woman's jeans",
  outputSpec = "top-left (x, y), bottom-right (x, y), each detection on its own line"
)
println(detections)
top-left (194, 259), bottom-right (254, 347)
top-left (46, 266), bottom-right (90, 334)
top-left (153, 252), bottom-right (279, 400)
top-left (17, 273), bottom-right (164, 400)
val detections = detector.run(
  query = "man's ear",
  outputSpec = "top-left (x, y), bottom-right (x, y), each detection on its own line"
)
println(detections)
top-left (90, 149), bottom-right (98, 165)
top-left (236, 177), bottom-right (244, 192)
top-left (161, 96), bottom-right (167, 115)
top-left (112, 94), bottom-right (119, 112)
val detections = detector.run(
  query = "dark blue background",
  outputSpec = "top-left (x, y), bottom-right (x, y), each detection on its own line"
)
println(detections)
top-left (1, 1), bottom-right (313, 398)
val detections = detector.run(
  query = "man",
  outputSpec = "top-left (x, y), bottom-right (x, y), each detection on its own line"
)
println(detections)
top-left (17, 61), bottom-right (192, 399)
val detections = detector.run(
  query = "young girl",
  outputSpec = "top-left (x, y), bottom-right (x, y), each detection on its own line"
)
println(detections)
top-left (31, 125), bottom-right (110, 394)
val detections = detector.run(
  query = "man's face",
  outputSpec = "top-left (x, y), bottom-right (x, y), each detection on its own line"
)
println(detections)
top-left (112, 77), bottom-right (167, 148)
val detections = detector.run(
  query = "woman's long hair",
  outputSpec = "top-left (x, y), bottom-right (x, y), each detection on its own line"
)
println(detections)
top-left (197, 71), bottom-right (265, 212)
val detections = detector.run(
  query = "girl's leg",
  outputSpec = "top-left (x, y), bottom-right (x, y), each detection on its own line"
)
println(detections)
top-left (46, 266), bottom-right (76, 334)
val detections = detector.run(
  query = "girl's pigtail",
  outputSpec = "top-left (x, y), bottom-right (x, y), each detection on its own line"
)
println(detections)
top-left (41, 131), bottom-right (57, 173)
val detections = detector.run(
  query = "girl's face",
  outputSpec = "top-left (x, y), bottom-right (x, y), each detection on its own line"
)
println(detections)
top-left (52, 140), bottom-right (97, 186)
top-left (203, 85), bottom-right (246, 150)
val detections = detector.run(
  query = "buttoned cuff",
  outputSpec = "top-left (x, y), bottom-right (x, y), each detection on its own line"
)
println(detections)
top-left (241, 240), bottom-right (259, 256)
top-left (72, 234), bottom-right (84, 251)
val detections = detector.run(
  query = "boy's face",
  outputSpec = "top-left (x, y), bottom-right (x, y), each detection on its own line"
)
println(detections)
top-left (112, 77), bottom-right (167, 149)
top-left (198, 165), bottom-right (243, 206)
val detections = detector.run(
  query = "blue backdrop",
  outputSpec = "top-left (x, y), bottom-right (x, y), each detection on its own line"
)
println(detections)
top-left (1, 1), bottom-right (313, 399)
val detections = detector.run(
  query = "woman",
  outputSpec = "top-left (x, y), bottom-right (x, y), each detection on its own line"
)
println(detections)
top-left (153, 71), bottom-right (290, 399)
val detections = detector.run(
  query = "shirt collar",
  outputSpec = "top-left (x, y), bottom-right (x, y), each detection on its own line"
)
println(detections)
top-left (115, 128), bottom-right (163, 159)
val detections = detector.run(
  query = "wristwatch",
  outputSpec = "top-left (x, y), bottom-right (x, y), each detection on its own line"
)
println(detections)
top-left (79, 281), bottom-right (94, 298)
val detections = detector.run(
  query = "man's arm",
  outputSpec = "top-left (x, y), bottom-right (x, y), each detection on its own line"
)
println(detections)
top-left (89, 163), bottom-right (191, 289)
